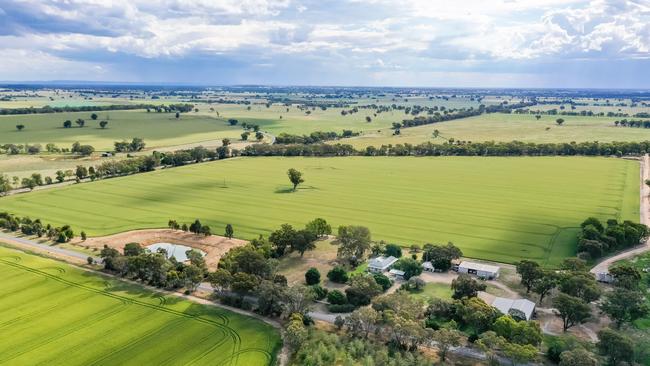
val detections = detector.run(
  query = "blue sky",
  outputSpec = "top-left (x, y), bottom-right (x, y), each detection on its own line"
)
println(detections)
top-left (0, 0), bottom-right (649, 88)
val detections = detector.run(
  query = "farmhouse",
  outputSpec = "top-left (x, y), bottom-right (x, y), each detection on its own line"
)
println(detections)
top-left (368, 256), bottom-right (398, 273)
top-left (491, 297), bottom-right (536, 321)
top-left (457, 261), bottom-right (500, 279)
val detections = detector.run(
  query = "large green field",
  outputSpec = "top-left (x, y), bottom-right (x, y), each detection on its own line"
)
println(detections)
top-left (0, 245), bottom-right (280, 365)
top-left (0, 110), bottom-right (244, 151)
top-left (0, 156), bottom-right (639, 265)
top-left (338, 113), bottom-right (650, 148)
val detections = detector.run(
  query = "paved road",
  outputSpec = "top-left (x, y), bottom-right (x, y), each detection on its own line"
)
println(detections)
top-left (0, 232), bottom-right (102, 263)
top-left (591, 154), bottom-right (650, 274)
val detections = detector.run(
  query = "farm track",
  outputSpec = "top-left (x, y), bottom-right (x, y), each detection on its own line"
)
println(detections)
top-left (591, 154), bottom-right (650, 274)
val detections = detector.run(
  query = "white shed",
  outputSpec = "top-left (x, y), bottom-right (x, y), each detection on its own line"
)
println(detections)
top-left (422, 261), bottom-right (435, 272)
top-left (368, 256), bottom-right (398, 273)
top-left (457, 261), bottom-right (500, 279)
top-left (492, 297), bottom-right (536, 321)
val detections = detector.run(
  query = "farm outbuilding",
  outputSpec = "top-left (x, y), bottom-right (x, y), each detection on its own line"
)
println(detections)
top-left (368, 256), bottom-right (398, 273)
top-left (388, 268), bottom-right (405, 279)
top-left (457, 261), bottom-right (500, 279)
top-left (422, 261), bottom-right (435, 272)
top-left (491, 297), bottom-right (536, 321)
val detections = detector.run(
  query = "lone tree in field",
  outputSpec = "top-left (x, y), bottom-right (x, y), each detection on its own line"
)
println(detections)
top-left (90, 113), bottom-right (98, 120)
top-left (175, 112), bottom-right (180, 119)
top-left (287, 168), bottom-right (304, 191)
top-left (75, 118), bottom-right (85, 128)
top-left (556, 118), bottom-right (565, 126)
top-left (16, 124), bottom-right (24, 131)
top-left (63, 120), bottom-right (72, 128)
top-left (225, 224), bottom-right (234, 239)
top-left (99, 121), bottom-right (108, 129)
top-left (535, 115), bottom-right (541, 120)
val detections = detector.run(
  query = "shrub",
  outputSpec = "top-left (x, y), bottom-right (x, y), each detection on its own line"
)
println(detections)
top-left (384, 243), bottom-right (402, 258)
top-left (327, 304), bottom-right (356, 313)
top-left (310, 285), bottom-right (328, 300)
top-left (373, 273), bottom-right (392, 291)
top-left (327, 266), bottom-right (349, 283)
top-left (327, 290), bottom-right (347, 305)
top-left (305, 267), bottom-right (321, 285)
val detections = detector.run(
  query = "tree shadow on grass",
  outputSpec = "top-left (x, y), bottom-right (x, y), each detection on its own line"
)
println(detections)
top-left (274, 185), bottom-right (318, 194)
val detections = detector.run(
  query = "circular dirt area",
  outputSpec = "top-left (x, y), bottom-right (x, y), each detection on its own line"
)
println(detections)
top-left (71, 229), bottom-right (246, 270)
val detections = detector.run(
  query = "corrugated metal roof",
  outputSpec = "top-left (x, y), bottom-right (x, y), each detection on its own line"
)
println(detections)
top-left (459, 261), bottom-right (500, 274)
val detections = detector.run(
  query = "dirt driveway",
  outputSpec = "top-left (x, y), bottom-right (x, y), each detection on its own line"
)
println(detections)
top-left (71, 229), bottom-right (246, 269)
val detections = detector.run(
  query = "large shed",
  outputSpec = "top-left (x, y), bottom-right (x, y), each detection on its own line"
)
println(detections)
top-left (457, 261), bottom-right (500, 279)
top-left (491, 297), bottom-right (536, 321)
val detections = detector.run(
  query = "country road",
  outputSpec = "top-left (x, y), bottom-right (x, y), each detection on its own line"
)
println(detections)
top-left (0, 231), bottom-right (102, 263)
top-left (590, 154), bottom-right (650, 275)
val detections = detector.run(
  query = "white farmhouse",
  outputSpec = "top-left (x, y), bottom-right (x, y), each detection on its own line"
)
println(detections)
top-left (491, 297), bottom-right (536, 321)
top-left (457, 261), bottom-right (500, 279)
top-left (368, 256), bottom-right (398, 273)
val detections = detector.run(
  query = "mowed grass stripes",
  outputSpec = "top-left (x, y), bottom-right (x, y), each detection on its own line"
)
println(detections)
top-left (0, 246), bottom-right (280, 366)
top-left (1, 156), bottom-right (639, 265)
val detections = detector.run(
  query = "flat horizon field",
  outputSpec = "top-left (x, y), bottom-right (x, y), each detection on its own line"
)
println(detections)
top-left (0, 245), bottom-right (280, 366)
top-left (0, 156), bottom-right (639, 266)
top-left (338, 113), bottom-right (650, 148)
top-left (0, 110), bottom-right (243, 151)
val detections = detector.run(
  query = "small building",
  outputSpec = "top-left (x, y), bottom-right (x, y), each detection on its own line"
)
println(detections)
top-left (101, 152), bottom-right (113, 157)
top-left (491, 297), bottom-right (536, 321)
top-left (368, 256), bottom-right (398, 273)
top-left (457, 261), bottom-right (500, 279)
top-left (422, 261), bottom-right (435, 272)
top-left (596, 272), bottom-right (614, 284)
top-left (389, 268), bottom-right (405, 280)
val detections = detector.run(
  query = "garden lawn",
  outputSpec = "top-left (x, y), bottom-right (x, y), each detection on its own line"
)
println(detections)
top-left (0, 245), bottom-right (280, 366)
top-left (0, 156), bottom-right (639, 266)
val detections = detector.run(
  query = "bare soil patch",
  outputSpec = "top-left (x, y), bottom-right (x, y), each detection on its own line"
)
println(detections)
top-left (71, 229), bottom-right (246, 269)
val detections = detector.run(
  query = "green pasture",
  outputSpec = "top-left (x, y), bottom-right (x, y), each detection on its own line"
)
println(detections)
top-left (0, 110), bottom-right (243, 151)
top-left (0, 245), bottom-right (279, 366)
top-left (0, 156), bottom-right (639, 266)
top-left (338, 113), bottom-right (650, 148)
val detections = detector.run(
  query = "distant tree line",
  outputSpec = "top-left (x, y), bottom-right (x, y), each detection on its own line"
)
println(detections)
top-left (614, 119), bottom-right (650, 128)
top-left (242, 140), bottom-right (650, 157)
top-left (0, 103), bottom-right (190, 115)
top-left (274, 130), bottom-right (359, 145)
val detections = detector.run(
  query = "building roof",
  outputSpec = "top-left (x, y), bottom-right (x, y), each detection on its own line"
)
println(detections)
top-left (422, 261), bottom-right (435, 269)
top-left (491, 297), bottom-right (536, 320)
top-left (368, 256), bottom-right (398, 269)
top-left (459, 261), bottom-right (500, 274)
top-left (389, 269), bottom-right (405, 276)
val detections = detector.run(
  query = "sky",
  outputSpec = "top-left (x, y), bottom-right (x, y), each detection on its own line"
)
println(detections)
top-left (0, 0), bottom-right (649, 88)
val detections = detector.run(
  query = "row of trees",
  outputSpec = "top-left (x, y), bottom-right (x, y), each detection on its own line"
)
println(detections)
top-left (114, 138), bottom-right (146, 152)
top-left (577, 217), bottom-right (648, 260)
top-left (100, 242), bottom-right (206, 291)
top-left (242, 140), bottom-right (650, 157)
top-left (0, 103), bottom-right (180, 115)
top-left (0, 212), bottom-right (75, 243)
top-left (275, 130), bottom-right (359, 145)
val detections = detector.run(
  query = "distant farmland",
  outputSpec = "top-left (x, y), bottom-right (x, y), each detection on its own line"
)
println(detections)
top-left (0, 246), bottom-right (280, 366)
top-left (0, 156), bottom-right (639, 266)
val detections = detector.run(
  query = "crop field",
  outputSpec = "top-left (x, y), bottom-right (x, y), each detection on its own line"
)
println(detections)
top-left (0, 110), bottom-right (244, 151)
top-left (0, 245), bottom-right (280, 366)
top-left (338, 113), bottom-right (650, 148)
top-left (0, 156), bottom-right (639, 266)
